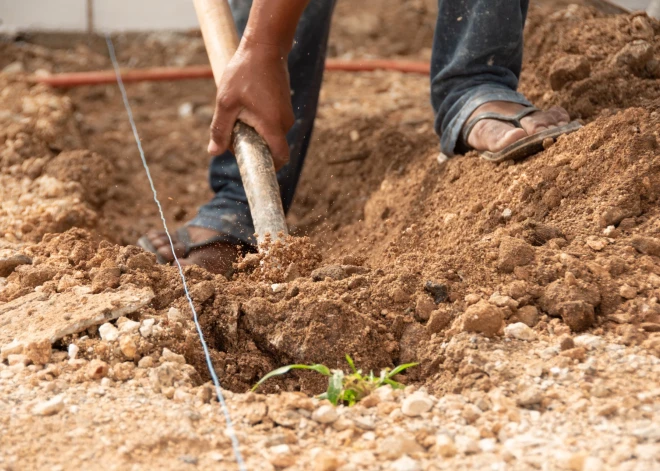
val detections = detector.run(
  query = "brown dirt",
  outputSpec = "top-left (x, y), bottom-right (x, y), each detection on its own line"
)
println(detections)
top-left (1, 0), bottom-right (659, 407)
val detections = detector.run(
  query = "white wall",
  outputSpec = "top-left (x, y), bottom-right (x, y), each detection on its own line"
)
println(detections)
top-left (0, 0), bottom-right (199, 32)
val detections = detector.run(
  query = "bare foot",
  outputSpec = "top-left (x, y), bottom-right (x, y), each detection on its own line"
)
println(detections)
top-left (465, 101), bottom-right (570, 153)
top-left (144, 226), bottom-right (239, 277)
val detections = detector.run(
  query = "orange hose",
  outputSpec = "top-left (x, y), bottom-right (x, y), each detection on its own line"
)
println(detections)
top-left (31, 59), bottom-right (430, 88)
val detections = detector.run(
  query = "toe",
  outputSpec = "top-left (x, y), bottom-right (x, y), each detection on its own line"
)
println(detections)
top-left (469, 119), bottom-right (528, 153)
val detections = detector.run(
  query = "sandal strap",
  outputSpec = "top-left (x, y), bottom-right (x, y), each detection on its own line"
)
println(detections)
top-left (462, 106), bottom-right (540, 146)
top-left (177, 226), bottom-right (240, 258)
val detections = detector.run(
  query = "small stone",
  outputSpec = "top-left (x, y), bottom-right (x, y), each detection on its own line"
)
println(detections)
top-left (140, 319), bottom-right (155, 339)
top-left (461, 301), bottom-right (504, 337)
top-left (455, 435), bottom-right (480, 455)
top-left (630, 236), bottom-right (660, 256)
top-left (178, 102), bottom-right (194, 119)
top-left (353, 416), bottom-right (376, 430)
top-left (613, 40), bottom-right (653, 75)
top-left (390, 456), bottom-right (421, 471)
top-left (161, 348), bottom-right (185, 364)
top-left (504, 322), bottom-right (537, 341)
top-left (67, 344), bottom-right (79, 360)
top-left (424, 281), bottom-right (449, 303)
top-left (0, 254), bottom-right (32, 277)
top-left (271, 283), bottom-right (287, 294)
top-left (113, 362), bottom-right (135, 381)
top-left (118, 319), bottom-right (140, 334)
top-left (1, 340), bottom-right (24, 361)
top-left (24, 340), bottom-right (51, 365)
top-left (312, 405), bottom-right (338, 424)
top-left (378, 433), bottom-right (423, 460)
top-left (283, 262), bottom-right (300, 282)
top-left (426, 308), bottom-right (452, 334)
top-left (435, 434), bottom-right (457, 457)
top-left (311, 451), bottom-right (342, 471)
top-left (138, 356), bottom-right (154, 369)
top-left (516, 305), bottom-right (540, 327)
top-left (558, 335), bottom-right (575, 351)
top-left (586, 237), bottom-right (608, 251)
top-left (557, 301), bottom-right (595, 332)
top-left (167, 307), bottom-right (187, 324)
top-left (119, 335), bottom-right (138, 359)
top-left (619, 284), bottom-right (637, 300)
top-left (7, 354), bottom-right (29, 366)
top-left (99, 323), bottom-right (120, 342)
top-left (32, 395), bottom-right (64, 416)
top-left (516, 387), bottom-right (543, 407)
top-left (178, 454), bottom-right (198, 465)
top-left (498, 237), bottom-right (535, 273)
top-left (414, 295), bottom-right (436, 322)
top-left (2, 61), bottom-right (25, 75)
top-left (268, 444), bottom-right (296, 468)
top-left (87, 360), bottom-right (109, 380)
top-left (464, 294), bottom-right (481, 305)
top-left (311, 265), bottom-right (348, 281)
top-left (401, 392), bottom-right (433, 417)
top-left (549, 55), bottom-right (591, 90)
top-left (490, 294), bottom-right (519, 309)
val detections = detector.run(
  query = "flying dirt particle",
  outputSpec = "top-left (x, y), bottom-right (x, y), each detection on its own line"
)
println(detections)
top-left (424, 281), bottom-right (448, 303)
top-left (461, 301), bottom-right (504, 338)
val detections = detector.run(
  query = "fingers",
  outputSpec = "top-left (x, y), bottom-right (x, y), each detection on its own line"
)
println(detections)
top-left (208, 93), bottom-right (240, 155)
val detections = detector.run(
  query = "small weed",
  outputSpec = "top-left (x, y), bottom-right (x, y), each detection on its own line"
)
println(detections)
top-left (252, 355), bottom-right (418, 406)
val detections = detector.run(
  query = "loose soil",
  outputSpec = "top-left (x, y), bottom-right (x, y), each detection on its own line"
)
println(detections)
top-left (1, 1), bottom-right (660, 470)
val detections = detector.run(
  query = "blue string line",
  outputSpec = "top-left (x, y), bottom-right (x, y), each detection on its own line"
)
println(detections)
top-left (105, 35), bottom-right (247, 471)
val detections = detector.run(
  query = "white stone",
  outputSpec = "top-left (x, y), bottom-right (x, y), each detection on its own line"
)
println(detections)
top-left (312, 404), bottom-right (338, 424)
top-left (140, 318), bottom-right (155, 337)
top-left (7, 354), bottom-right (29, 366)
top-left (390, 456), bottom-right (421, 471)
top-left (271, 283), bottom-right (287, 294)
top-left (372, 384), bottom-right (394, 402)
top-left (178, 102), bottom-right (194, 118)
top-left (436, 434), bottom-right (457, 457)
top-left (99, 323), bottom-right (119, 342)
top-left (479, 438), bottom-right (497, 453)
top-left (378, 434), bottom-right (424, 460)
top-left (167, 308), bottom-right (187, 324)
top-left (67, 344), bottom-right (79, 360)
top-left (118, 319), bottom-right (140, 335)
top-left (505, 322), bottom-right (537, 341)
top-left (401, 393), bottom-right (433, 417)
top-left (517, 387), bottom-right (543, 407)
top-left (574, 334), bottom-right (603, 351)
top-left (455, 435), bottom-right (480, 454)
top-left (161, 348), bottom-right (185, 364)
top-left (1, 339), bottom-right (24, 361)
top-left (32, 395), bottom-right (64, 416)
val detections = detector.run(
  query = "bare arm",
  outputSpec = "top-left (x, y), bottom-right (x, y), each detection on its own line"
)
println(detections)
top-left (207, 0), bottom-right (310, 170)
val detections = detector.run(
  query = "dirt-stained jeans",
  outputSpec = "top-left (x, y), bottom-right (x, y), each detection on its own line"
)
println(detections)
top-left (189, 0), bottom-right (531, 247)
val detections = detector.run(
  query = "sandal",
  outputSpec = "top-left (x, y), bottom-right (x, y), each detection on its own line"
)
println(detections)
top-left (462, 106), bottom-right (582, 163)
top-left (137, 227), bottom-right (238, 265)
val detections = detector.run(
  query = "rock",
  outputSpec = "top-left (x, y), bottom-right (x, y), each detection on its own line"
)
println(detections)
top-left (1, 339), bottom-right (24, 361)
top-left (161, 348), bottom-right (185, 364)
top-left (190, 281), bottom-right (215, 303)
top-left (516, 387), bottom-right (543, 407)
top-left (119, 335), bottom-right (138, 359)
top-left (178, 102), bottom-right (194, 118)
top-left (0, 254), bottom-right (32, 277)
top-left (271, 283), bottom-right (287, 294)
top-left (504, 322), bottom-right (537, 341)
top-left (389, 456), bottom-right (421, 471)
top-left (99, 323), bottom-right (120, 342)
top-left (619, 284), bottom-right (637, 300)
top-left (118, 319), bottom-right (140, 334)
top-left (353, 416), bottom-right (376, 430)
top-left (87, 360), bottom-right (109, 380)
top-left (92, 267), bottom-right (121, 292)
top-left (24, 340), bottom-right (51, 365)
top-left (2, 61), bottom-right (25, 75)
top-left (560, 346), bottom-right (586, 361)
top-left (540, 279), bottom-right (600, 318)
top-left (558, 335), bottom-right (575, 351)
top-left (516, 305), bottom-right (540, 327)
top-left (113, 362), bottom-right (135, 381)
top-left (490, 294), bottom-right (519, 309)
top-left (283, 262), bottom-right (301, 282)
top-left (7, 354), bottom-right (29, 366)
top-left (312, 405), bottom-right (338, 424)
top-left (67, 344), bottom-right (79, 360)
top-left (138, 356), bottom-right (154, 368)
top-left (311, 451), bottom-right (342, 471)
top-left (461, 301), bottom-right (504, 337)
top-left (140, 318), bottom-right (155, 337)
top-left (426, 308), bottom-right (453, 334)
top-left (630, 236), bottom-right (660, 257)
top-left (435, 434), bottom-right (457, 457)
top-left (613, 40), bottom-right (653, 74)
top-left (498, 237), bottom-right (535, 273)
top-left (401, 392), bottom-right (433, 417)
top-left (32, 395), bottom-right (64, 416)
top-left (455, 435), bottom-right (480, 454)
top-left (549, 55), bottom-right (591, 90)
top-left (311, 265), bottom-right (348, 281)
top-left (464, 294), bottom-right (481, 305)
top-left (149, 363), bottom-right (178, 393)
top-left (414, 295), bottom-right (436, 322)
top-left (268, 444), bottom-right (296, 468)
top-left (558, 301), bottom-right (595, 332)
top-left (424, 281), bottom-right (449, 303)
top-left (573, 334), bottom-right (603, 350)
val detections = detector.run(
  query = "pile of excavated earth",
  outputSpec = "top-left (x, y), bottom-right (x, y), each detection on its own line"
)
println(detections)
top-left (1, 1), bottom-right (660, 470)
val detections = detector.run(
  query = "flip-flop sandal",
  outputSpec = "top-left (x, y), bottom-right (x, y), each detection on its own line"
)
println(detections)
top-left (462, 106), bottom-right (582, 163)
top-left (137, 227), bottom-right (236, 265)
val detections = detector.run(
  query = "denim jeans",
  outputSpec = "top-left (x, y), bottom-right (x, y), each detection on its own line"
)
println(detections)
top-left (189, 0), bottom-right (532, 247)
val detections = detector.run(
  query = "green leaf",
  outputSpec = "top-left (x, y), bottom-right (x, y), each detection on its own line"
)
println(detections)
top-left (386, 362), bottom-right (419, 379)
top-left (342, 388), bottom-right (358, 407)
top-left (383, 378), bottom-right (405, 389)
top-left (345, 354), bottom-right (357, 374)
top-left (252, 363), bottom-right (331, 391)
top-left (326, 370), bottom-right (344, 405)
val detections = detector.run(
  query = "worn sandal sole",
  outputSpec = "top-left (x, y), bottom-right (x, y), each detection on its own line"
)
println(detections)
top-left (480, 121), bottom-right (582, 163)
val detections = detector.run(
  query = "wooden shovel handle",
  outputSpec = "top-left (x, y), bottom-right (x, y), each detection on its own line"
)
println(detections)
top-left (193, 0), bottom-right (288, 244)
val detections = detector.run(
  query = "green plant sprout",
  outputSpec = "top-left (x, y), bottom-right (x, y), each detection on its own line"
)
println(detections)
top-left (252, 355), bottom-right (418, 406)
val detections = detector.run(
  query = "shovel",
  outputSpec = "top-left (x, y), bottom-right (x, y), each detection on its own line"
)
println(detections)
top-left (193, 0), bottom-right (288, 246)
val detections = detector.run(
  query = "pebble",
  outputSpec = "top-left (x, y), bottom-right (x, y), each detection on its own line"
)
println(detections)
top-left (119, 336), bottom-right (138, 359)
top-left (32, 395), bottom-right (64, 416)
top-left (268, 444), bottom-right (296, 468)
top-left (455, 435), bottom-right (480, 454)
top-left (271, 283), bottom-right (287, 294)
top-left (378, 434), bottom-right (424, 459)
top-left (87, 360), bottom-right (109, 380)
top-left (516, 387), bottom-right (543, 407)
top-left (619, 284), bottom-right (638, 300)
top-left (574, 334), bottom-right (603, 351)
top-left (161, 348), bottom-right (185, 364)
top-left (140, 318), bottom-right (155, 337)
top-left (0, 339), bottom-right (24, 361)
top-left (504, 322), bottom-right (537, 341)
top-left (99, 323), bottom-right (119, 342)
top-left (435, 434), bottom-right (457, 457)
top-left (559, 335), bottom-right (575, 351)
top-left (118, 319), bottom-right (140, 334)
top-left (516, 305), bottom-right (540, 327)
top-left (401, 392), bottom-right (433, 417)
top-left (389, 456), bottom-right (421, 471)
top-left (312, 405), bottom-right (338, 424)
top-left (461, 301), bottom-right (504, 337)
top-left (67, 344), bottom-right (79, 360)
top-left (138, 356), bottom-right (154, 369)
top-left (7, 354), bottom-right (29, 366)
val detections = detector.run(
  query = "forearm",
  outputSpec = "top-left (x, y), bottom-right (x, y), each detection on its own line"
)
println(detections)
top-left (242, 0), bottom-right (310, 54)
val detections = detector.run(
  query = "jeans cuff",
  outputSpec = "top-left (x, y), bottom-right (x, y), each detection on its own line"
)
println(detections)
top-left (441, 86), bottom-right (532, 157)
top-left (187, 212), bottom-right (257, 248)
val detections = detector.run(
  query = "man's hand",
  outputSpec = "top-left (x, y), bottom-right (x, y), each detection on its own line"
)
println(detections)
top-left (206, 0), bottom-right (310, 171)
top-left (207, 39), bottom-right (294, 170)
